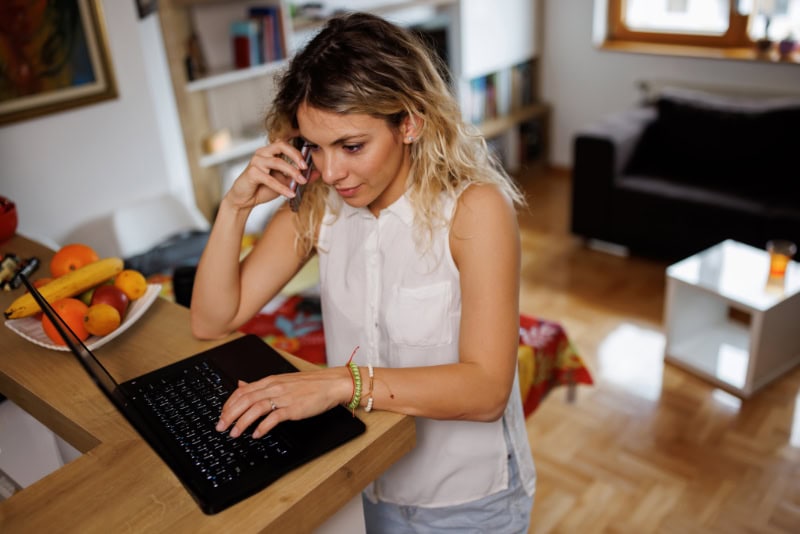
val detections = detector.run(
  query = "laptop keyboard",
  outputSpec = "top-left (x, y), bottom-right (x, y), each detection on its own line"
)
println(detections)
top-left (137, 361), bottom-right (290, 488)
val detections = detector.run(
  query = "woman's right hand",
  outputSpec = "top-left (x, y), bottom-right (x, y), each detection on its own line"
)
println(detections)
top-left (225, 138), bottom-right (310, 210)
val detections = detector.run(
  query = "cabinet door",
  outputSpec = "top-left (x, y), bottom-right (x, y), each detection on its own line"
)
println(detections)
top-left (459, 0), bottom-right (537, 78)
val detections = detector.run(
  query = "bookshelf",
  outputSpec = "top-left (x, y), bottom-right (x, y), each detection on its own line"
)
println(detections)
top-left (157, 0), bottom-right (543, 220)
top-left (464, 59), bottom-right (549, 171)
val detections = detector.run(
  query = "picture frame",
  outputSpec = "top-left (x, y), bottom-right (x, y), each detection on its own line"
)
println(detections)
top-left (0, 0), bottom-right (118, 126)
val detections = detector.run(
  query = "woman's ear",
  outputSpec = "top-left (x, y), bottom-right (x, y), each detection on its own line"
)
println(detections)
top-left (402, 114), bottom-right (423, 144)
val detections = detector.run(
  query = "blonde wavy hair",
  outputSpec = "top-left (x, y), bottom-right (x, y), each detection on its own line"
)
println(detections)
top-left (265, 12), bottom-right (526, 256)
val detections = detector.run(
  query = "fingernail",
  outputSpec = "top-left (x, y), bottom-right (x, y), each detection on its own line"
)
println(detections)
top-left (230, 427), bottom-right (240, 438)
top-left (216, 419), bottom-right (225, 431)
top-left (252, 430), bottom-right (262, 439)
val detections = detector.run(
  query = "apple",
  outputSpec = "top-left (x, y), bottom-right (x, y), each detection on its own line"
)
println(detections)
top-left (78, 287), bottom-right (96, 306)
top-left (90, 285), bottom-right (130, 319)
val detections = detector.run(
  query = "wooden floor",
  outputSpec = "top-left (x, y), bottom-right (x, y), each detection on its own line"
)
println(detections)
top-left (516, 167), bottom-right (800, 534)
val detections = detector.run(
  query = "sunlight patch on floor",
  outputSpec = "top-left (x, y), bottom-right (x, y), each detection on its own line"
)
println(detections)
top-left (597, 323), bottom-right (666, 401)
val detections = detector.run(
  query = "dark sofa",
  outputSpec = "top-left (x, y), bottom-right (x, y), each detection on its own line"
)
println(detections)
top-left (570, 86), bottom-right (800, 262)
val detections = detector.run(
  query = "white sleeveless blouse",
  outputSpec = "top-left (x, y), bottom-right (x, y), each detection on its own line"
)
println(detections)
top-left (317, 189), bottom-right (536, 507)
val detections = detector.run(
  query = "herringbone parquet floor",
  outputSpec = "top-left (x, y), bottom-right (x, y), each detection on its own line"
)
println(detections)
top-left (517, 167), bottom-right (800, 534)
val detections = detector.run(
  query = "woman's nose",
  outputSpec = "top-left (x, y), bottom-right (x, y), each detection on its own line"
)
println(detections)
top-left (319, 152), bottom-right (347, 184)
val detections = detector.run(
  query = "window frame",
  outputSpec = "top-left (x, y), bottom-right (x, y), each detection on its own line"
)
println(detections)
top-left (607, 0), bottom-right (753, 48)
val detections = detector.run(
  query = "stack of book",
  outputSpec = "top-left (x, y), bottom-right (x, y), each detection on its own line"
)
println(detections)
top-left (231, 5), bottom-right (286, 69)
top-left (465, 60), bottom-right (536, 125)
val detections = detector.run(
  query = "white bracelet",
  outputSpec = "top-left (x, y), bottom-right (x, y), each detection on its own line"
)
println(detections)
top-left (365, 364), bottom-right (375, 413)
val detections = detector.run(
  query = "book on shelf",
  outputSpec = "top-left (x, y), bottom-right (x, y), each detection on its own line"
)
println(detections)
top-left (468, 76), bottom-right (486, 124)
top-left (466, 72), bottom-right (503, 125)
top-left (248, 5), bottom-right (286, 63)
top-left (485, 73), bottom-right (498, 121)
top-left (510, 60), bottom-right (535, 111)
top-left (231, 20), bottom-right (260, 69)
top-left (495, 68), bottom-right (512, 117)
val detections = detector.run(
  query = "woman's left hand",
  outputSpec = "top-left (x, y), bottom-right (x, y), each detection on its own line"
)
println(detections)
top-left (216, 367), bottom-right (351, 439)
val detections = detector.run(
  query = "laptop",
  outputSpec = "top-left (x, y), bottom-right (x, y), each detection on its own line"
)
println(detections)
top-left (20, 275), bottom-right (365, 515)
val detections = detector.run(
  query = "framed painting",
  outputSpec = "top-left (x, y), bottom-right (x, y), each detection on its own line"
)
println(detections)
top-left (0, 0), bottom-right (118, 126)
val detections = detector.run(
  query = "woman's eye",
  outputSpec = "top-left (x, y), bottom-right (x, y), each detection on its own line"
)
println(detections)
top-left (343, 144), bottom-right (363, 153)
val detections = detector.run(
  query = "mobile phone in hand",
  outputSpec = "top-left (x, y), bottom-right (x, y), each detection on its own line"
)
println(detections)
top-left (289, 144), bottom-right (313, 212)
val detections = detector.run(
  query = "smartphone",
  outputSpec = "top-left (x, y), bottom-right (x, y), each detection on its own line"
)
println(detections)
top-left (289, 143), bottom-right (313, 212)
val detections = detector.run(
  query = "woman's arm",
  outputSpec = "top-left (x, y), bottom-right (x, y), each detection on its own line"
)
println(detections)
top-left (190, 141), bottom-right (312, 339)
top-left (216, 183), bottom-right (521, 438)
top-left (365, 183), bottom-right (521, 421)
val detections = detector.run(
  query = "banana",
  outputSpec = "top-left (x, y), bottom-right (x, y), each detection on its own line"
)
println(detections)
top-left (4, 257), bottom-right (124, 319)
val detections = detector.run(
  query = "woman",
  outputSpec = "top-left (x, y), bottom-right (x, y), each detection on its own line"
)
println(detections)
top-left (191, 12), bottom-right (535, 532)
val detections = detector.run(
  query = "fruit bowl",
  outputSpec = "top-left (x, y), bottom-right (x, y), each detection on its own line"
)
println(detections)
top-left (5, 284), bottom-right (161, 351)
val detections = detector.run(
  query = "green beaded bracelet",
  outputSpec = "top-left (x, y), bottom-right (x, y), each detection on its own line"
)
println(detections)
top-left (346, 361), bottom-right (362, 413)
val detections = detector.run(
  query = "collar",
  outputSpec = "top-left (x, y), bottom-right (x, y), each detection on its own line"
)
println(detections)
top-left (340, 190), bottom-right (415, 227)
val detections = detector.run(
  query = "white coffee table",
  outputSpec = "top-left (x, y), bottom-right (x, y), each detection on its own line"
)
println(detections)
top-left (663, 239), bottom-right (800, 397)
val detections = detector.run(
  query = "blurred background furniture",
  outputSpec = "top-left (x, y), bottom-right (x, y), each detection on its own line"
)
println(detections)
top-left (570, 85), bottom-right (800, 261)
top-left (64, 193), bottom-right (210, 259)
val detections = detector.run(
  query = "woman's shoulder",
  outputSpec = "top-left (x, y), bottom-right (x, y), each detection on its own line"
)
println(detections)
top-left (448, 182), bottom-right (519, 266)
top-left (449, 183), bottom-right (517, 242)
top-left (454, 183), bottom-right (516, 221)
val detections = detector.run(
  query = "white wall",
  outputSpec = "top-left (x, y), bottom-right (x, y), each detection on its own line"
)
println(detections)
top-left (0, 1), bottom-right (196, 252)
top-left (541, 0), bottom-right (800, 167)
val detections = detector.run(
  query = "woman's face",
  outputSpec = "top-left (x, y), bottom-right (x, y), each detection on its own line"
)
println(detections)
top-left (297, 103), bottom-right (412, 216)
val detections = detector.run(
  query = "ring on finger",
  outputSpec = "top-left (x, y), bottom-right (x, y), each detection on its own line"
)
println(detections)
top-left (269, 398), bottom-right (278, 411)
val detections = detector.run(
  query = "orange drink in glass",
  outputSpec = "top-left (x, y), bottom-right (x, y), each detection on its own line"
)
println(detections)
top-left (767, 240), bottom-right (797, 278)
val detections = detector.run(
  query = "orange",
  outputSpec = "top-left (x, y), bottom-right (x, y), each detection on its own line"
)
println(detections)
top-left (114, 269), bottom-right (147, 300)
top-left (41, 298), bottom-right (90, 345)
top-left (50, 244), bottom-right (99, 278)
top-left (33, 277), bottom-right (53, 288)
top-left (84, 303), bottom-right (121, 336)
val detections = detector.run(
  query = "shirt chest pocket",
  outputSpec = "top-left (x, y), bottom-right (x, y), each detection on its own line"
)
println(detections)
top-left (385, 281), bottom-right (454, 347)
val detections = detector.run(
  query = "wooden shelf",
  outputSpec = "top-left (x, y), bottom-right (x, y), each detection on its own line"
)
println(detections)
top-left (187, 59), bottom-right (289, 92)
top-left (199, 135), bottom-right (266, 167)
top-left (478, 103), bottom-right (548, 139)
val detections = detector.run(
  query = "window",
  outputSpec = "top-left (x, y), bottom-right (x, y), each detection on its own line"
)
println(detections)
top-left (607, 0), bottom-right (800, 49)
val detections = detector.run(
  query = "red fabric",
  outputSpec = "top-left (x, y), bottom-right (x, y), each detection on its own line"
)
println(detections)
top-left (518, 314), bottom-right (593, 416)
top-left (238, 295), bottom-right (326, 366)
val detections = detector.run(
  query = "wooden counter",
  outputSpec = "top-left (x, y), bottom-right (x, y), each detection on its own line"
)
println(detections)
top-left (0, 235), bottom-right (415, 533)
